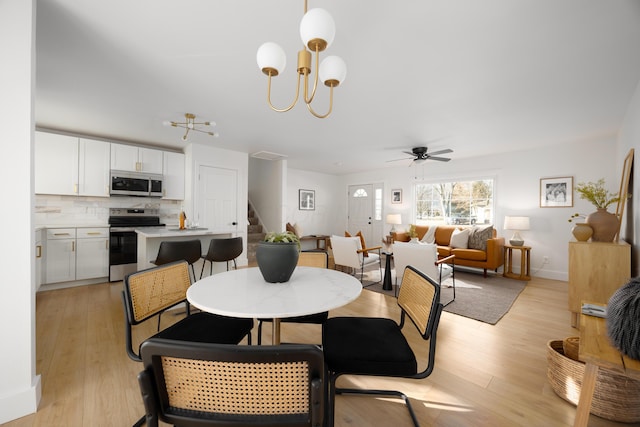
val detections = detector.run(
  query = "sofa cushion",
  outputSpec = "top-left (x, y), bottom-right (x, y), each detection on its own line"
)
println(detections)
top-left (450, 228), bottom-right (471, 249)
top-left (438, 246), bottom-right (452, 258)
top-left (451, 248), bottom-right (487, 261)
top-left (468, 225), bottom-right (494, 251)
top-left (434, 226), bottom-right (456, 246)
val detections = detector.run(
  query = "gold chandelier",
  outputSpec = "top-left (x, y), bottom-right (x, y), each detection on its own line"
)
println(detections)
top-left (256, 0), bottom-right (347, 118)
top-left (163, 113), bottom-right (218, 141)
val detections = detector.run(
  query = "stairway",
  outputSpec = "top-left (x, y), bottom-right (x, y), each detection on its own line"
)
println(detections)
top-left (247, 202), bottom-right (265, 265)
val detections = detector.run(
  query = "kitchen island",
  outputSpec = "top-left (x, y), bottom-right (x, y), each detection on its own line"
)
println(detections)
top-left (136, 227), bottom-right (237, 276)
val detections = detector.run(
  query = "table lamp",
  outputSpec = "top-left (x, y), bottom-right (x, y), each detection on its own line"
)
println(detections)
top-left (504, 216), bottom-right (530, 246)
top-left (386, 214), bottom-right (402, 235)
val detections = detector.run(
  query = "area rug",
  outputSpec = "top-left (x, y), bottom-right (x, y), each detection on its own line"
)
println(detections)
top-left (362, 267), bottom-right (527, 325)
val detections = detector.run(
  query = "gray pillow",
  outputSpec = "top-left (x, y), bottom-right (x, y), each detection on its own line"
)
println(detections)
top-left (468, 225), bottom-right (493, 251)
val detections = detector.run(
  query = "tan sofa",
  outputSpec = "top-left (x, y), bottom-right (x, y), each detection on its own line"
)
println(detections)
top-left (392, 225), bottom-right (504, 277)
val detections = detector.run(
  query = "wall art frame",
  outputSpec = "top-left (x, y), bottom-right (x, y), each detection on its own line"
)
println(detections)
top-left (299, 189), bottom-right (315, 210)
top-left (391, 189), bottom-right (402, 204)
top-left (540, 176), bottom-right (573, 207)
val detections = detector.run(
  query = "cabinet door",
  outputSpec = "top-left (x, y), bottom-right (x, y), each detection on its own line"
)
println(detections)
top-left (76, 237), bottom-right (109, 280)
top-left (162, 151), bottom-right (185, 200)
top-left (45, 239), bottom-right (76, 283)
top-left (139, 147), bottom-right (163, 174)
top-left (79, 138), bottom-right (110, 197)
top-left (35, 131), bottom-right (79, 195)
top-left (110, 143), bottom-right (139, 172)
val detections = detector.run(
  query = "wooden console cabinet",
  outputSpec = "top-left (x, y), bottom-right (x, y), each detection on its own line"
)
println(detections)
top-left (568, 241), bottom-right (631, 327)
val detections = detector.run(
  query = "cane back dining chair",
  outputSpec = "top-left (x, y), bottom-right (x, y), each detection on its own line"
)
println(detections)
top-left (137, 338), bottom-right (326, 427)
top-left (257, 251), bottom-right (329, 345)
top-left (392, 241), bottom-right (456, 305)
top-left (322, 265), bottom-right (443, 427)
top-left (122, 261), bottom-right (254, 427)
top-left (200, 236), bottom-right (243, 278)
top-left (151, 239), bottom-right (202, 281)
top-left (329, 235), bottom-right (382, 286)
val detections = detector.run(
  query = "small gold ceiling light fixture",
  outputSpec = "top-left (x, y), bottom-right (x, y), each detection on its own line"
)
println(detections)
top-left (256, 0), bottom-right (347, 119)
top-left (163, 113), bottom-right (218, 141)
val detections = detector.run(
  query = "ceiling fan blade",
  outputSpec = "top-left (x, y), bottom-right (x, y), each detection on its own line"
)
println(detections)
top-left (386, 157), bottom-right (414, 163)
top-left (428, 156), bottom-right (451, 162)
top-left (427, 148), bottom-right (453, 156)
top-left (401, 150), bottom-right (416, 156)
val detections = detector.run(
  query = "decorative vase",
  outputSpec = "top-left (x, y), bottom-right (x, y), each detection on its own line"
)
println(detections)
top-left (571, 223), bottom-right (593, 242)
top-left (256, 241), bottom-right (300, 283)
top-left (586, 208), bottom-right (619, 242)
top-left (410, 237), bottom-right (419, 243)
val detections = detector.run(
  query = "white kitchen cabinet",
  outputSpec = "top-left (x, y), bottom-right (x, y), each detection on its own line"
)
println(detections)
top-left (111, 143), bottom-right (163, 174)
top-left (78, 138), bottom-right (110, 197)
top-left (162, 151), bottom-right (185, 200)
top-left (76, 228), bottom-right (109, 280)
top-left (44, 227), bottom-right (109, 284)
top-left (35, 131), bottom-right (79, 196)
top-left (45, 228), bottom-right (77, 284)
top-left (35, 229), bottom-right (44, 290)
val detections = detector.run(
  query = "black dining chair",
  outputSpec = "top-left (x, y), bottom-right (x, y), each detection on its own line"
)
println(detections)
top-left (322, 265), bottom-right (443, 427)
top-left (200, 236), bottom-right (243, 278)
top-left (121, 260), bottom-right (254, 427)
top-left (151, 239), bottom-right (202, 281)
top-left (137, 338), bottom-right (325, 427)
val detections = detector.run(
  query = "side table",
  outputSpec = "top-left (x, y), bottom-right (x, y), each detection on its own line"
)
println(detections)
top-left (503, 244), bottom-right (531, 281)
top-left (382, 251), bottom-right (393, 291)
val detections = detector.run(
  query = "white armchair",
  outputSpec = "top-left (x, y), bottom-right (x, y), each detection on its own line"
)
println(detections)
top-left (392, 241), bottom-right (456, 305)
top-left (330, 235), bottom-right (382, 286)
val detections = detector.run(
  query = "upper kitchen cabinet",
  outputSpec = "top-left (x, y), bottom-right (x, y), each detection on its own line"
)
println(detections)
top-left (35, 131), bottom-right (111, 197)
top-left (79, 138), bottom-right (110, 197)
top-left (162, 151), bottom-right (185, 200)
top-left (111, 143), bottom-right (163, 174)
top-left (35, 132), bottom-right (78, 196)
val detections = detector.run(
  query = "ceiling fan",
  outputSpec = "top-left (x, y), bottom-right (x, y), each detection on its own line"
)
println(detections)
top-left (387, 146), bottom-right (453, 165)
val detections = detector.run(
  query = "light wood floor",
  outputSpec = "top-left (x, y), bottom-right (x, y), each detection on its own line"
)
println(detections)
top-left (4, 273), bottom-right (639, 427)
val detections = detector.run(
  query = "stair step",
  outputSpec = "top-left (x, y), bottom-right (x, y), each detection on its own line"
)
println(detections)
top-left (248, 217), bottom-right (259, 226)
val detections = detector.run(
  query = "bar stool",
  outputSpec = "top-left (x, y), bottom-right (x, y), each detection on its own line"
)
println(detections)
top-left (200, 237), bottom-right (243, 278)
top-left (152, 240), bottom-right (202, 281)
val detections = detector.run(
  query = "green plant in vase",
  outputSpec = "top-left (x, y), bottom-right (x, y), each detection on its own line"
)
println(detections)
top-left (574, 178), bottom-right (625, 242)
top-left (408, 224), bottom-right (418, 241)
top-left (257, 231), bottom-right (301, 283)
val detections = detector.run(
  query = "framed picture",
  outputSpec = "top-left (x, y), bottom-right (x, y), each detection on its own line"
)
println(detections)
top-left (540, 176), bottom-right (573, 207)
top-left (299, 189), bottom-right (315, 210)
top-left (391, 189), bottom-right (402, 204)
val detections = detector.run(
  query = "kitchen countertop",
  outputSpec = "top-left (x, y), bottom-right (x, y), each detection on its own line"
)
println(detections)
top-left (135, 227), bottom-right (218, 238)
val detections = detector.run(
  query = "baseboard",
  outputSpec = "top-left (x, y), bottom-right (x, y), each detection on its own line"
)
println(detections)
top-left (0, 375), bottom-right (41, 424)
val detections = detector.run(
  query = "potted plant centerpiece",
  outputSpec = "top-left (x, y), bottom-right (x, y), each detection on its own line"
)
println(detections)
top-left (408, 224), bottom-right (419, 243)
top-left (574, 179), bottom-right (623, 242)
top-left (256, 231), bottom-right (301, 283)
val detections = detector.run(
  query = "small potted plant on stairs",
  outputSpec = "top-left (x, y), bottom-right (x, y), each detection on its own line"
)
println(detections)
top-left (256, 231), bottom-right (301, 283)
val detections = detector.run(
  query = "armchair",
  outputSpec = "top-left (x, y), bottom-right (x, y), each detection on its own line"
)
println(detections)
top-left (330, 235), bottom-right (382, 285)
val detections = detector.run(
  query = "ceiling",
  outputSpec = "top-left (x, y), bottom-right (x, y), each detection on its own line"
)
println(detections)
top-left (35, 0), bottom-right (640, 175)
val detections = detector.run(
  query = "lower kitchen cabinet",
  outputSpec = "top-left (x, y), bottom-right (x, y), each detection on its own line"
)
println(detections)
top-left (44, 227), bottom-right (109, 284)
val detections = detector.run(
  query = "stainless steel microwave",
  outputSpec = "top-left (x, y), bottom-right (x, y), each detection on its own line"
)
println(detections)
top-left (110, 170), bottom-right (163, 197)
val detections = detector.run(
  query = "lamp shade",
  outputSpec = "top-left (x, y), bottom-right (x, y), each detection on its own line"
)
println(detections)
top-left (386, 214), bottom-right (402, 225)
top-left (319, 55), bottom-right (347, 86)
top-left (257, 42), bottom-right (286, 75)
top-left (300, 8), bottom-right (335, 50)
top-left (503, 216), bottom-right (530, 230)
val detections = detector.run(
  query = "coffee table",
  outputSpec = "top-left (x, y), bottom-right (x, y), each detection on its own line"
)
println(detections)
top-left (187, 266), bottom-right (362, 344)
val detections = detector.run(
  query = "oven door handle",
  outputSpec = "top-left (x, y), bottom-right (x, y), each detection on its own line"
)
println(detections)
top-left (110, 227), bottom-right (136, 232)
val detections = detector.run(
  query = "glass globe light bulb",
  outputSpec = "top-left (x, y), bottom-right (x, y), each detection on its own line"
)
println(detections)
top-left (319, 55), bottom-right (347, 86)
top-left (300, 8), bottom-right (335, 51)
top-left (257, 42), bottom-right (286, 75)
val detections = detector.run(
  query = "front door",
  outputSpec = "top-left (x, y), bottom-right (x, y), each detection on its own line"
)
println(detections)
top-left (196, 165), bottom-right (238, 232)
top-left (347, 184), bottom-right (374, 245)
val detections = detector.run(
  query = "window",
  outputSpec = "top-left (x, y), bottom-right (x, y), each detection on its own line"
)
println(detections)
top-left (414, 178), bottom-right (494, 226)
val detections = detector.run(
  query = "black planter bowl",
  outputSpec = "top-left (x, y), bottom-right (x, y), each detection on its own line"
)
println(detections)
top-left (255, 241), bottom-right (300, 283)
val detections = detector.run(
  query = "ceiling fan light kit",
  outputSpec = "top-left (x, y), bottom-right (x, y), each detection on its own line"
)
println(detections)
top-left (256, 0), bottom-right (347, 118)
top-left (163, 113), bottom-right (218, 141)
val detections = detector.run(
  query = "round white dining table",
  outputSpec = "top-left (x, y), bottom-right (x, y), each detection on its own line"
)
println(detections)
top-left (187, 266), bottom-right (362, 344)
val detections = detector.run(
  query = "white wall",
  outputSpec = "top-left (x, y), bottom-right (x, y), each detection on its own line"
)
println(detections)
top-left (335, 136), bottom-right (619, 281)
top-left (0, 0), bottom-right (41, 423)
top-left (618, 78), bottom-right (640, 275)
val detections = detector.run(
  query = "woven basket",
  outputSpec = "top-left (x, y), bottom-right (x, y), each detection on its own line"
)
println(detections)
top-left (547, 340), bottom-right (640, 423)
top-left (562, 336), bottom-right (580, 361)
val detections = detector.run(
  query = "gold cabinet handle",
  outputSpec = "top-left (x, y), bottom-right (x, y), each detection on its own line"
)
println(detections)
top-left (72, 241), bottom-right (75, 252)
top-left (53, 233), bottom-right (71, 236)
top-left (36, 245), bottom-right (42, 258)
top-left (86, 232), bottom-right (102, 236)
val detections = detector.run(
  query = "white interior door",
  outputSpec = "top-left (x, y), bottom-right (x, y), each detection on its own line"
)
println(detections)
top-left (347, 184), bottom-right (374, 245)
top-left (197, 165), bottom-right (238, 232)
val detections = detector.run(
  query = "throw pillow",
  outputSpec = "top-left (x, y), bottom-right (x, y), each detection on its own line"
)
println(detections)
top-left (450, 228), bottom-right (471, 249)
top-left (293, 223), bottom-right (304, 238)
top-left (286, 222), bottom-right (296, 235)
top-left (468, 225), bottom-right (493, 251)
top-left (420, 226), bottom-right (437, 244)
top-left (356, 231), bottom-right (369, 257)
